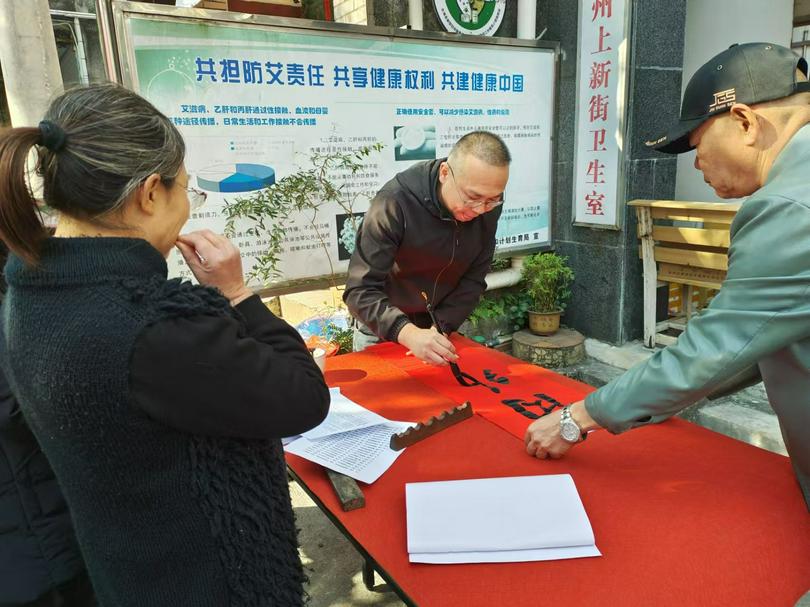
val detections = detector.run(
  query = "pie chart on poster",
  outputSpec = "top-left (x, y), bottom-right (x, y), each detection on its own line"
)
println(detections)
top-left (196, 163), bottom-right (276, 193)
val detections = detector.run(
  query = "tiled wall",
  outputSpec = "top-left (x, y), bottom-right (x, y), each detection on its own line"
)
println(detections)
top-left (333, 0), bottom-right (367, 25)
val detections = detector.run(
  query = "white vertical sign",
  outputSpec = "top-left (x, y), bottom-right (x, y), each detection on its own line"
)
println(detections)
top-left (572, 0), bottom-right (628, 228)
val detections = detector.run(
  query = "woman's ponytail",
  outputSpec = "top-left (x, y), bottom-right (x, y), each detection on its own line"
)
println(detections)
top-left (0, 128), bottom-right (48, 265)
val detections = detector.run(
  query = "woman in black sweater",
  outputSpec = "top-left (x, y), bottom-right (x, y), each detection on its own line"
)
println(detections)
top-left (0, 83), bottom-right (329, 606)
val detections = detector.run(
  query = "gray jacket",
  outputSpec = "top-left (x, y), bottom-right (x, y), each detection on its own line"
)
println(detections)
top-left (586, 123), bottom-right (810, 509)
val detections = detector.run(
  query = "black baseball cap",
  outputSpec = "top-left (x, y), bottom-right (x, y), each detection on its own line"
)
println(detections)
top-left (647, 42), bottom-right (810, 154)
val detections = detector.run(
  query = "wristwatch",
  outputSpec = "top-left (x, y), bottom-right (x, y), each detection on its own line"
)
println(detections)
top-left (560, 406), bottom-right (586, 443)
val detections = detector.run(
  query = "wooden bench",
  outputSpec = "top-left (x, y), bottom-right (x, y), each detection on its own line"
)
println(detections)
top-left (628, 199), bottom-right (741, 348)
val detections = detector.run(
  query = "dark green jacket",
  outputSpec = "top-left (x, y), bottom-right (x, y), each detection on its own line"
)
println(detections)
top-left (586, 124), bottom-right (810, 509)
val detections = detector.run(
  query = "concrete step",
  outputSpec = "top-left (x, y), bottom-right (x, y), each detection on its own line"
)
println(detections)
top-left (695, 403), bottom-right (786, 455)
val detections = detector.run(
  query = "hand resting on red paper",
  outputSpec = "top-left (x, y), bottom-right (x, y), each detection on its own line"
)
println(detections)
top-left (524, 399), bottom-right (602, 459)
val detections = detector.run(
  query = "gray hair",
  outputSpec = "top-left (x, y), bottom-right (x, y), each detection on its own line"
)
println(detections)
top-left (0, 82), bottom-right (186, 263)
top-left (40, 82), bottom-right (186, 217)
top-left (447, 130), bottom-right (511, 168)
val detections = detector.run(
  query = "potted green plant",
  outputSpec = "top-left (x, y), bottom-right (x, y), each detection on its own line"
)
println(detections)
top-left (466, 295), bottom-right (510, 343)
top-left (520, 252), bottom-right (575, 336)
top-left (503, 290), bottom-right (533, 332)
top-left (463, 290), bottom-right (532, 345)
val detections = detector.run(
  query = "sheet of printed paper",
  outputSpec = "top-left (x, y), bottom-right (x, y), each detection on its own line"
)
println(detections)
top-left (285, 421), bottom-right (413, 484)
top-left (301, 388), bottom-right (397, 440)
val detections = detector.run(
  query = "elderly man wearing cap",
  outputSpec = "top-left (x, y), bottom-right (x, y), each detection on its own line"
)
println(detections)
top-left (524, 42), bottom-right (810, 509)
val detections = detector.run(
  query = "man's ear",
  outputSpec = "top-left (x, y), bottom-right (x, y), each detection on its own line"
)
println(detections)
top-left (438, 161), bottom-right (450, 184)
top-left (135, 173), bottom-right (163, 215)
top-left (728, 103), bottom-right (759, 146)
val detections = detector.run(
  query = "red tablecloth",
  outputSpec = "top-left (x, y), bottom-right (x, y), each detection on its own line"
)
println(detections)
top-left (286, 340), bottom-right (810, 607)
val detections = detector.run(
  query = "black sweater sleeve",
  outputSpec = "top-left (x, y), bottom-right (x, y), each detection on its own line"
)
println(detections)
top-left (129, 295), bottom-right (330, 439)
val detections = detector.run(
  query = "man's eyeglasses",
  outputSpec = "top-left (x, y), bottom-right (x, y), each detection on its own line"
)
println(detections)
top-left (447, 163), bottom-right (504, 212)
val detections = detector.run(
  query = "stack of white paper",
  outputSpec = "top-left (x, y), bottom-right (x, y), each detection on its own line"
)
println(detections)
top-left (284, 388), bottom-right (414, 484)
top-left (406, 474), bottom-right (600, 564)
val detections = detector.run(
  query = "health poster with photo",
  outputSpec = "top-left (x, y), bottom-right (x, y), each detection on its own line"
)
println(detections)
top-left (120, 12), bottom-right (555, 288)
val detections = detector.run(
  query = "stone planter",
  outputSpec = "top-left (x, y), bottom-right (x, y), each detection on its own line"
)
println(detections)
top-left (512, 328), bottom-right (586, 368)
top-left (528, 310), bottom-right (561, 336)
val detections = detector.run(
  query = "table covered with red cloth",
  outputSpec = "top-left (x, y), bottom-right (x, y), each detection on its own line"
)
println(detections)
top-left (285, 338), bottom-right (810, 607)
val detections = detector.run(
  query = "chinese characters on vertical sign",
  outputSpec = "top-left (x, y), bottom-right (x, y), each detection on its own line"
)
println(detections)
top-left (573, 0), bottom-right (628, 227)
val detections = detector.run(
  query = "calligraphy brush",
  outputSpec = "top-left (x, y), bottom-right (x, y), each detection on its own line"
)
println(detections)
top-left (419, 291), bottom-right (497, 391)
top-left (420, 291), bottom-right (444, 335)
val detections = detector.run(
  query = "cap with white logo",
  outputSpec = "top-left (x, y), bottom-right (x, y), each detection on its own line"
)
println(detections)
top-left (647, 42), bottom-right (810, 154)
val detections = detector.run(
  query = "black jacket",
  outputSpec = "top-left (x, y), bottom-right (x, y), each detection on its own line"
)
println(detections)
top-left (1, 237), bottom-right (330, 606)
top-left (0, 362), bottom-right (86, 603)
top-left (344, 159), bottom-right (501, 341)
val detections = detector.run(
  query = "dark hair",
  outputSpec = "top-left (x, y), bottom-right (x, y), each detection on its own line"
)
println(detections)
top-left (448, 130), bottom-right (512, 167)
top-left (0, 241), bottom-right (7, 301)
top-left (0, 83), bottom-right (185, 265)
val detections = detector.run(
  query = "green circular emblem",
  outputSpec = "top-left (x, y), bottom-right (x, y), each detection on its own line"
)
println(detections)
top-left (433, 0), bottom-right (506, 37)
